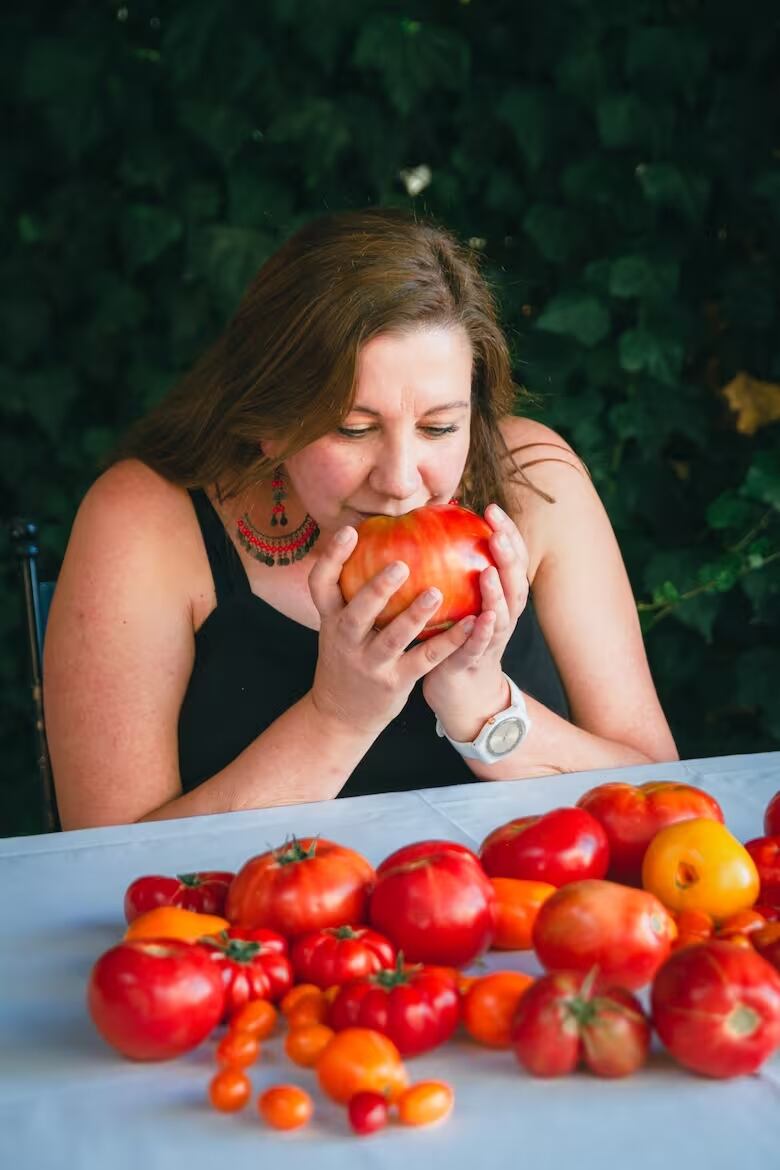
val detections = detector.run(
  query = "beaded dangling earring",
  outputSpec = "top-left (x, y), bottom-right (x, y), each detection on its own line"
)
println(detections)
top-left (236, 465), bottom-right (320, 567)
top-left (270, 466), bottom-right (288, 528)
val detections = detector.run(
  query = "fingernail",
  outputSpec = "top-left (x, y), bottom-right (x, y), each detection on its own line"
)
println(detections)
top-left (491, 504), bottom-right (507, 522)
top-left (421, 588), bottom-right (442, 606)
top-left (461, 616), bottom-right (477, 633)
top-left (386, 561), bottom-right (407, 582)
top-left (335, 527), bottom-right (353, 544)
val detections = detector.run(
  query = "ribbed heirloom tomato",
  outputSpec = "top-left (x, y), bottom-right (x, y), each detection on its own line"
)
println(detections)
top-left (226, 838), bottom-right (375, 937)
top-left (124, 871), bottom-right (235, 922)
top-left (744, 836), bottom-right (780, 908)
top-left (480, 807), bottom-right (609, 887)
top-left (765, 791), bottom-right (780, 836)
top-left (290, 925), bottom-right (396, 988)
top-left (339, 503), bottom-right (497, 639)
top-left (198, 927), bottom-right (293, 1016)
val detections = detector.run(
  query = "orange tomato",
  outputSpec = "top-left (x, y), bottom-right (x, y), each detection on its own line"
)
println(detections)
top-left (316, 1027), bottom-right (408, 1104)
top-left (124, 906), bottom-right (229, 943)
top-left (208, 1067), bottom-right (251, 1112)
top-left (257, 1085), bottom-right (313, 1130)
top-left (462, 971), bottom-right (534, 1048)
top-left (717, 909), bottom-right (767, 939)
top-left (215, 1030), bottom-right (260, 1067)
top-left (285, 1024), bottom-right (335, 1067)
top-left (280, 984), bottom-right (322, 1016)
top-left (287, 994), bottom-right (329, 1029)
top-left (228, 999), bottom-right (278, 1039)
top-left (397, 1081), bottom-right (454, 1126)
top-left (642, 819), bottom-right (760, 919)
top-left (490, 878), bottom-right (556, 950)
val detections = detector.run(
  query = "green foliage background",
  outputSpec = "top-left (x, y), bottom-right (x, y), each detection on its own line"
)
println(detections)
top-left (3, 0), bottom-right (779, 835)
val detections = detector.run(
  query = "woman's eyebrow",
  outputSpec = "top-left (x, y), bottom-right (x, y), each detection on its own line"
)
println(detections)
top-left (350, 400), bottom-right (470, 416)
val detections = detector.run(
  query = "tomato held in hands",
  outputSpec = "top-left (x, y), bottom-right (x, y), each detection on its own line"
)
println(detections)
top-left (291, 925), bottom-right (396, 989)
top-left (765, 791), bottom-right (780, 836)
top-left (339, 503), bottom-right (497, 639)
top-left (651, 940), bottom-right (780, 1077)
top-left (577, 781), bottom-right (723, 886)
top-left (511, 970), bottom-right (651, 1078)
top-left (532, 879), bottom-right (673, 990)
top-left (369, 845), bottom-right (496, 966)
top-left (744, 836), bottom-right (780, 908)
top-left (198, 928), bottom-right (293, 1016)
top-left (642, 818), bottom-right (760, 919)
top-left (328, 958), bottom-right (460, 1056)
top-left (87, 939), bottom-right (225, 1061)
top-left (226, 837), bottom-right (376, 937)
top-left (479, 807), bottom-right (609, 887)
top-left (124, 871), bottom-right (234, 922)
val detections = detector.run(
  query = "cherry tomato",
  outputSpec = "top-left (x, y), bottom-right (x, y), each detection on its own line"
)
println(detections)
top-left (397, 1081), bottom-right (454, 1126)
top-left (124, 871), bottom-right (234, 923)
top-left (480, 808), bottom-right (609, 887)
top-left (215, 1030), bottom-right (260, 1067)
top-left (87, 939), bottom-right (225, 1061)
top-left (285, 1024), bottom-right (335, 1067)
top-left (258, 1085), bottom-right (313, 1130)
top-left (532, 879), bottom-right (673, 990)
top-left (744, 836), bottom-right (780, 908)
top-left (227, 838), bottom-right (375, 937)
top-left (290, 925), bottom-right (396, 988)
top-left (369, 846), bottom-right (496, 967)
top-left (228, 999), bottom-right (278, 1039)
top-left (462, 971), bottom-right (534, 1048)
top-left (651, 940), bottom-right (780, 1077)
top-left (489, 877), bottom-right (556, 950)
top-left (577, 781), bottom-right (723, 885)
top-left (124, 906), bottom-right (230, 943)
top-left (316, 1028), bottom-right (408, 1105)
top-left (339, 503), bottom-right (497, 639)
top-left (280, 983), bottom-right (323, 1016)
top-left (348, 1091), bottom-right (389, 1135)
top-left (642, 818), bottom-right (760, 919)
top-left (208, 1067), bottom-right (251, 1112)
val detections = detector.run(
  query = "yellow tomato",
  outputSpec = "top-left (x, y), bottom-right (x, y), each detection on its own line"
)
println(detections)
top-left (124, 906), bottom-right (230, 942)
top-left (641, 818), bottom-right (760, 920)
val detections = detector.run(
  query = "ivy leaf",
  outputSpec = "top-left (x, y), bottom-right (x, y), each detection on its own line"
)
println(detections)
top-left (706, 492), bottom-right (758, 531)
top-left (120, 205), bottom-right (183, 272)
top-left (523, 204), bottom-right (583, 263)
top-left (596, 93), bottom-right (652, 149)
top-left (741, 452), bottom-right (780, 510)
top-left (618, 329), bottom-right (684, 386)
top-left (190, 225), bottom-right (275, 315)
top-left (626, 28), bottom-right (709, 98)
top-left (536, 292), bottom-right (610, 347)
top-left (353, 18), bottom-right (469, 116)
top-left (609, 255), bottom-right (679, 299)
top-left (673, 594), bottom-right (720, 642)
top-left (696, 553), bottom-right (743, 594)
top-left (498, 86), bottom-right (554, 171)
top-left (636, 163), bottom-right (711, 222)
top-left (177, 101), bottom-right (254, 164)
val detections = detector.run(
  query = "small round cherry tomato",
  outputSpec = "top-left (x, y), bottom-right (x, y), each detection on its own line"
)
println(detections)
top-left (228, 999), bottom-right (278, 1039)
top-left (285, 1024), bottom-right (335, 1067)
top-left (215, 1030), bottom-right (260, 1067)
top-left (348, 1091), bottom-right (389, 1136)
top-left (257, 1085), bottom-right (313, 1130)
top-left (208, 1067), bottom-right (251, 1112)
top-left (397, 1081), bottom-right (454, 1126)
top-left (280, 983), bottom-right (322, 1016)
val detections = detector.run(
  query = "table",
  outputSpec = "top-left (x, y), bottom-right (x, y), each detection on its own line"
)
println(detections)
top-left (2, 752), bottom-right (779, 1169)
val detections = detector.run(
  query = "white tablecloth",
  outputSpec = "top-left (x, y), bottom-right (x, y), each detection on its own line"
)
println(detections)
top-left (1, 752), bottom-right (779, 1169)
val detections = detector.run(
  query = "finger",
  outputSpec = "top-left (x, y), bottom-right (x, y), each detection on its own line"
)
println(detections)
top-left (480, 564), bottom-right (511, 628)
top-left (486, 524), bottom-right (529, 618)
top-left (307, 526), bottom-right (358, 618)
top-left (367, 586), bottom-right (445, 661)
top-left (336, 560), bottom-right (412, 648)
top-left (402, 612), bottom-right (487, 683)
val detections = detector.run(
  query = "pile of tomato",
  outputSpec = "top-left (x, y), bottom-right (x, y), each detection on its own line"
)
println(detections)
top-left (86, 782), bottom-right (780, 1135)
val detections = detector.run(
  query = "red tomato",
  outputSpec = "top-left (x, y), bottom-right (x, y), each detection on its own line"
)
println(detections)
top-left (376, 839), bottom-right (482, 875)
top-left (328, 959), bottom-right (460, 1056)
top-left (651, 940), bottom-right (780, 1077)
top-left (123, 871), bottom-right (235, 923)
top-left (87, 939), bottom-right (225, 1061)
top-left (511, 970), bottom-right (651, 1077)
top-left (765, 791), bottom-right (780, 836)
top-left (291, 925), bottom-right (396, 989)
top-left (532, 878), bottom-right (673, 990)
top-left (744, 836), bottom-right (780, 908)
top-left (339, 503), bottom-right (497, 639)
top-left (198, 928), bottom-right (293, 1015)
top-left (226, 837), bottom-right (375, 937)
top-left (577, 781), bottom-right (724, 885)
top-left (753, 924), bottom-right (780, 974)
top-left (369, 846), bottom-right (496, 966)
top-left (348, 1091), bottom-right (389, 1136)
top-left (479, 808), bottom-right (609, 887)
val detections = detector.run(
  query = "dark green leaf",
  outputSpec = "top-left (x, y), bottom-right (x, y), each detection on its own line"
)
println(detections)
top-left (536, 292), bottom-right (610, 347)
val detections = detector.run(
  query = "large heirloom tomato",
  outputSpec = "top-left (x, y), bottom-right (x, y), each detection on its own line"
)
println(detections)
top-left (328, 959), bottom-right (460, 1056)
top-left (577, 781), bottom-right (723, 885)
top-left (87, 939), bottom-right (225, 1061)
top-left (511, 970), bottom-right (651, 1078)
top-left (764, 791), bottom-right (780, 836)
top-left (339, 503), bottom-right (497, 639)
top-left (123, 871), bottom-right (235, 922)
top-left (199, 928), bottom-right (293, 1016)
top-left (744, 836), bottom-right (780, 908)
top-left (651, 940), bottom-right (780, 1077)
top-left (369, 845), bottom-right (496, 967)
top-left (291, 925), bottom-right (396, 989)
top-left (641, 818), bottom-right (760, 920)
top-left (377, 838), bottom-right (481, 874)
top-left (479, 807), bottom-right (609, 887)
top-left (532, 879), bottom-right (673, 990)
top-left (226, 838), bottom-right (375, 937)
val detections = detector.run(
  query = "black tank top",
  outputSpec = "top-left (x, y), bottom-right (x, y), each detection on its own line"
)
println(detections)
top-left (178, 489), bottom-right (570, 797)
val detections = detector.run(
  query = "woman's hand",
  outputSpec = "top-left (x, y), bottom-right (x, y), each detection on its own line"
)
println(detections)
top-left (422, 504), bottom-right (530, 741)
top-left (308, 526), bottom-right (476, 737)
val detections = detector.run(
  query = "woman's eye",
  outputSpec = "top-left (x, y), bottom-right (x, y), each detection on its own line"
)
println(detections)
top-left (337, 427), bottom-right (373, 438)
top-left (337, 424), bottom-right (459, 439)
top-left (421, 425), bottom-right (458, 437)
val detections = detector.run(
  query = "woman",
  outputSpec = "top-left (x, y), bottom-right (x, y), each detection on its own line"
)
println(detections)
top-left (44, 208), bottom-right (677, 829)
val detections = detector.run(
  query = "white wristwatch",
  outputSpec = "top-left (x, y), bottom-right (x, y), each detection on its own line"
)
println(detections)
top-left (435, 674), bottom-right (532, 764)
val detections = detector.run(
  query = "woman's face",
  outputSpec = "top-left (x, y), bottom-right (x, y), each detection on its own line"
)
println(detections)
top-left (281, 326), bottom-right (473, 535)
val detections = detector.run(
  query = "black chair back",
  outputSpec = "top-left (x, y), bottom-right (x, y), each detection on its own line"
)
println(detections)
top-left (10, 519), bottom-right (60, 832)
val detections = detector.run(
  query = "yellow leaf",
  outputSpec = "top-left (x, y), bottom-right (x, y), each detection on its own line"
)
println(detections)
top-left (722, 371), bottom-right (780, 435)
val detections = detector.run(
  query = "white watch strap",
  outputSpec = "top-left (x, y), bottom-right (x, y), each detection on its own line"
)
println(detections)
top-left (435, 674), bottom-right (531, 761)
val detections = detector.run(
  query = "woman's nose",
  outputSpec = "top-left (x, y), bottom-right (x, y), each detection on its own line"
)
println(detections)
top-left (368, 440), bottom-right (422, 500)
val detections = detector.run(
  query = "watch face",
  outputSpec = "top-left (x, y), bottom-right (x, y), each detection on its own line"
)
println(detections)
top-left (486, 717), bottom-right (524, 756)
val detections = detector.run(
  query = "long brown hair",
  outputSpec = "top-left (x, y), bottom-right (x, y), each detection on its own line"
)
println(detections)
top-left (116, 207), bottom-right (539, 514)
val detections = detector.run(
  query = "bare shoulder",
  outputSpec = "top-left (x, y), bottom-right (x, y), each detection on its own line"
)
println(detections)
top-left (77, 458), bottom-right (194, 537)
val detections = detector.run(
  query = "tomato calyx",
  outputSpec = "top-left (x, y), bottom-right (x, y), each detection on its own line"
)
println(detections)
top-left (202, 930), bottom-right (264, 964)
top-left (330, 925), bottom-right (364, 941)
top-left (177, 872), bottom-right (207, 888)
top-left (369, 952), bottom-right (422, 990)
top-left (275, 837), bottom-right (319, 866)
